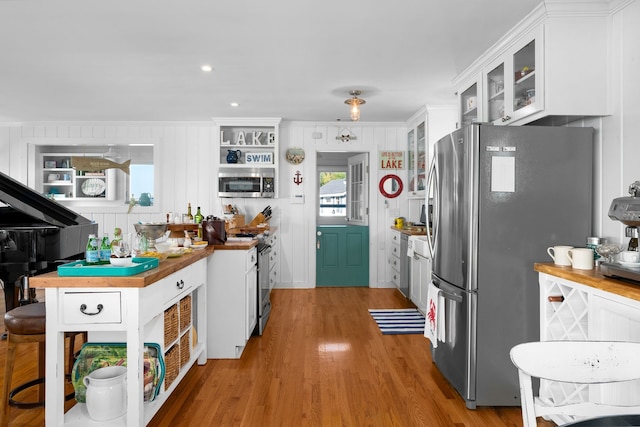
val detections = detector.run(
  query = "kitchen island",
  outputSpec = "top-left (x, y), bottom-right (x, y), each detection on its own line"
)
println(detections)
top-left (31, 247), bottom-right (213, 427)
top-left (535, 262), bottom-right (640, 424)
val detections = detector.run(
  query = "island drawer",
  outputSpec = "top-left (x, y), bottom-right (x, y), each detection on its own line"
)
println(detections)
top-left (62, 291), bottom-right (122, 324)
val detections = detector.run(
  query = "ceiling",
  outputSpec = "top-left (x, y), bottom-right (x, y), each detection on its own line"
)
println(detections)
top-left (0, 0), bottom-right (542, 123)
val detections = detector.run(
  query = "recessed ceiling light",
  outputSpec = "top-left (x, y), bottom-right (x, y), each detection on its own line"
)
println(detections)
top-left (201, 65), bottom-right (213, 72)
top-left (230, 102), bottom-right (239, 107)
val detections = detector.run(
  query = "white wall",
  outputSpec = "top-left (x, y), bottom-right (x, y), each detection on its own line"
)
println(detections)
top-left (0, 121), bottom-right (408, 290)
top-left (599, 0), bottom-right (640, 245)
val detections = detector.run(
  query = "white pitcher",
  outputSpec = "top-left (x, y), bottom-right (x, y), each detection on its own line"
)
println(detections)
top-left (83, 365), bottom-right (127, 421)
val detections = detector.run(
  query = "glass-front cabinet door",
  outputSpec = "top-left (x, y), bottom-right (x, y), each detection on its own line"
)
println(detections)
top-left (511, 39), bottom-right (537, 118)
top-left (407, 118), bottom-right (427, 197)
top-left (415, 122), bottom-right (426, 192)
top-left (460, 82), bottom-right (479, 128)
top-left (486, 62), bottom-right (505, 123)
top-left (407, 128), bottom-right (415, 194)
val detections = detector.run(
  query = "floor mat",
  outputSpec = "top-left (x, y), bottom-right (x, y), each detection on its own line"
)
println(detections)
top-left (368, 308), bottom-right (425, 335)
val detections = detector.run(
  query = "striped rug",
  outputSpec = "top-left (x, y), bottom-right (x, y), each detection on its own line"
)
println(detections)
top-left (368, 308), bottom-right (426, 335)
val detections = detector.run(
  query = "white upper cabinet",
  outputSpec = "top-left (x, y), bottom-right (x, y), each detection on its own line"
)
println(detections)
top-left (455, 3), bottom-right (609, 127)
top-left (484, 27), bottom-right (542, 125)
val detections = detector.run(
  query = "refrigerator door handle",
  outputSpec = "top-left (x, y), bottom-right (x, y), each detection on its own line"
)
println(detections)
top-left (425, 156), bottom-right (438, 259)
top-left (438, 289), bottom-right (463, 304)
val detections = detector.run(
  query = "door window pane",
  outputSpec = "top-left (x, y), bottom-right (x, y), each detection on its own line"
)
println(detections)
top-left (319, 172), bottom-right (346, 217)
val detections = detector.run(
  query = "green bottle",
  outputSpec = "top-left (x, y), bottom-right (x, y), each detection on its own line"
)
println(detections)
top-left (194, 207), bottom-right (204, 239)
top-left (85, 234), bottom-right (99, 264)
top-left (100, 234), bottom-right (111, 263)
top-left (194, 206), bottom-right (203, 224)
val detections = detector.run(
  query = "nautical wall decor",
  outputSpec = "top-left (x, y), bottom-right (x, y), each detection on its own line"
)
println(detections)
top-left (71, 157), bottom-right (131, 174)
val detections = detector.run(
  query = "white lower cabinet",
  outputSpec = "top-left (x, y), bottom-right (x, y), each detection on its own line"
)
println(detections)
top-left (207, 246), bottom-right (258, 358)
top-left (538, 272), bottom-right (640, 423)
top-left (410, 254), bottom-right (431, 314)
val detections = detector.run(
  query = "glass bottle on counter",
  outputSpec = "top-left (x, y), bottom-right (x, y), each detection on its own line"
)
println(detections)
top-left (194, 206), bottom-right (204, 239)
top-left (99, 234), bottom-right (111, 263)
top-left (85, 234), bottom-right (99, 264)
top-left (187, 203), bottom-right (194, 222)
top-left (194, 206), bottom-right (203, 224)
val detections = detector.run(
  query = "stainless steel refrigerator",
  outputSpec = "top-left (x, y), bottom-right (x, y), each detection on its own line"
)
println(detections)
top-left (426, 123), bottom-right (593, 409)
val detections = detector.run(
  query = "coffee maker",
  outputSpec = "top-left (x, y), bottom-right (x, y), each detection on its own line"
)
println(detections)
top-left (600, 180), bottom-right (640, 282)
top-left (608, 180), bottom-right (640, 251)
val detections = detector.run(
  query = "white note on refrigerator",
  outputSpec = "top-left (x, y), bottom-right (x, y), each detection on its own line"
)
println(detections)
top-left (491, 156), bottom-right (515, 192)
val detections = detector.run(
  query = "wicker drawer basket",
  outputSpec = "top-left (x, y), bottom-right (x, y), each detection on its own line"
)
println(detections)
top-left (164, 344), bottom-right (180, 390)
top-left (164, 304), bottom-right (178, 347)
top-left (179, 295), bottom-right (192, 332)
top-left (179, 332), bottom-right (190, 367)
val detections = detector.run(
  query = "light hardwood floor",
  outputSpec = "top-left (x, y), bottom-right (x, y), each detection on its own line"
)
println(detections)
top-left (0, 287), bottom-right (554, 426)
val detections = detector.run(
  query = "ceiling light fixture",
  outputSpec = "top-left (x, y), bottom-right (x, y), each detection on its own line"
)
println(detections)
top-left (230, 102), bottom-right (239, 107)
top-left (201, 65), bottom-right (213, 72)
top-left (344, 90), bottom-right (366, 121)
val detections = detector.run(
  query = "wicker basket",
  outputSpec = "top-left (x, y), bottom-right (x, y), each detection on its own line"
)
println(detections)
top-left (164, 344), bottom-right (180, 390)
top-left (164, 304), bottom-right (178, 347)
top-left (179, 295), bottom-right (192, 332)
top-left (179, 332), bottom-right (190, 367)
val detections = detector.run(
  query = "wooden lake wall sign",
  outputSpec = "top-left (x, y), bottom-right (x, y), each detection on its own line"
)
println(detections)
top-left (71, 157), bottom-right (131, 174)
top-left (220, 130), bottom-right (276, 146)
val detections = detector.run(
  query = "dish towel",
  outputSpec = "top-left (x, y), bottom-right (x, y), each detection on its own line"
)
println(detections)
top-left (425, 282), bottom-right (439, 347)
top-left (425, 282), bottom-right (447, 347)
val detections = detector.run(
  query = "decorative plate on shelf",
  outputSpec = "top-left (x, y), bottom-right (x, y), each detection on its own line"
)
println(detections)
top-left (286, 147), bottom-right (305, 165)
top-left (81, 178), bottom-right (106, 196)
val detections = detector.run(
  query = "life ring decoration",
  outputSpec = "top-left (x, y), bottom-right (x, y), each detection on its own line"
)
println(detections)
top-left (379, 174), bottom-right (403, 198)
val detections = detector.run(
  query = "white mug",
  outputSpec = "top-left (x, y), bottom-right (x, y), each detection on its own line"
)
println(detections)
top-left (547, 245), bottom-right (574, 266)
top-left (619, 251), bottom-right (640, 263)
top-left (568, 248), bottom-right (594, 270)
top-left (47, 173), bottom-right (61, 182)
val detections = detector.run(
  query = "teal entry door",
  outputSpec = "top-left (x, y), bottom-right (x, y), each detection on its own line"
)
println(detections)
top-left (316, 225), bottom-right (369, 286)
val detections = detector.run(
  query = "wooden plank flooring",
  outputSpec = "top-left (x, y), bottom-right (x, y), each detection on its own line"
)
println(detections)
top-left (0, 287), bottom-right (554, 426)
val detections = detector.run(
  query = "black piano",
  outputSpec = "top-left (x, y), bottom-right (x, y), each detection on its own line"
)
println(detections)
top-left (0, 171), bottom-right (97, 312)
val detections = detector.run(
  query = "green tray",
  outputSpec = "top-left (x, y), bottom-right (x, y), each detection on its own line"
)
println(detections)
top-left (57, 257), bottom-right (159, 277)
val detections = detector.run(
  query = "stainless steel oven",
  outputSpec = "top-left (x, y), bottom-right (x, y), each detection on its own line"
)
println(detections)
top-left (256, 241), bottom-right (272, 335)
top-left (218, 171), bottom-right (275, 198)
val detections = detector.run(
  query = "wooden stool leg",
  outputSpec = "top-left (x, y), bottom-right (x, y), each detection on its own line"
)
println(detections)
top-left (38, 341), bottom-right (45, 402)
top-left (1, 335), bottom-right (17, 427)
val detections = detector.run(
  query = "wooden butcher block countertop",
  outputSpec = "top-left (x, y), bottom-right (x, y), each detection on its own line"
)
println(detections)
top-left (31, 246), bottom-right (214, 289)
top-left (213, 240), bottom-right (258, 250)
top-left (535, 262), bottom-right (640, 302)
top-left (215, 226), bottom-right (277, 250)
top-left (390, 226), bottom-right (428, 236)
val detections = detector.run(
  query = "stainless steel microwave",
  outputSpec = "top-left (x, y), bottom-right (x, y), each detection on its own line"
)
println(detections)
top-left (218, 171), bottom-right (275, 198)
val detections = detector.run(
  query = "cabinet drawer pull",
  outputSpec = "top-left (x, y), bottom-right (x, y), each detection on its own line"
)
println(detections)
top-left (176, 280), bottom-right (185, 289)
top-left (548, 295), bottom-right (564, 303)
top-left (80, 303), bottom-right (104, 316)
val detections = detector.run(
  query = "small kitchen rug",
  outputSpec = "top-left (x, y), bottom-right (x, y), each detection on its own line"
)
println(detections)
top-left (368, 308), bottom-right (425, 335)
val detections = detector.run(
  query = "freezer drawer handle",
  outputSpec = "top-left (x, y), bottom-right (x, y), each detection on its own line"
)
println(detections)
top-left (438, 289), bottom-right (462, 303)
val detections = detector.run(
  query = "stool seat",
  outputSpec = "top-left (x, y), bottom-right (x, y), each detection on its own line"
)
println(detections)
top-left (3, 303), bottom-right (45, 336)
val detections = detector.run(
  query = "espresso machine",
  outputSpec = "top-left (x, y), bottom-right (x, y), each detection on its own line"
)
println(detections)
top-left (600, 180), bottom-right (640, 282)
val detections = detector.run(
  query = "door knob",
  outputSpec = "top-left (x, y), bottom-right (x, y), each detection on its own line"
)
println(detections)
top-left (317, 231), bottom-right (322, 236)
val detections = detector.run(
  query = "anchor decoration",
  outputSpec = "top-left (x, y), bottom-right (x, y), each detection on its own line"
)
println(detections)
top-left (293, 170), bottom-right (303, 186)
